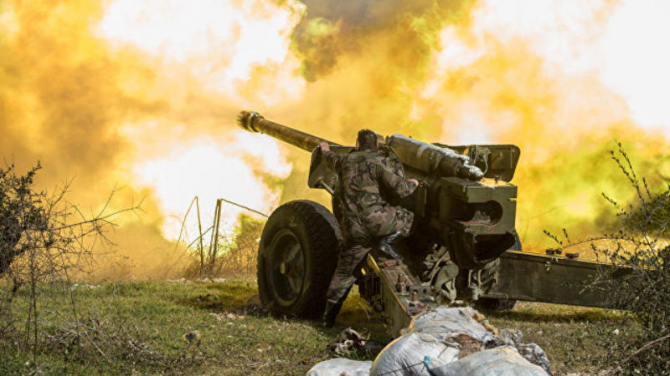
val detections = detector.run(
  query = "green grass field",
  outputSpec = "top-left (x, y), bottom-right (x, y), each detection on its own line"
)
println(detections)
top-left (0, 279), bottom-right (640, 375)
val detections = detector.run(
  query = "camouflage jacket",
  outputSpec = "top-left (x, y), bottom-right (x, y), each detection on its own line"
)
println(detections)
top-left (323, 147), bottom-right (418, 242)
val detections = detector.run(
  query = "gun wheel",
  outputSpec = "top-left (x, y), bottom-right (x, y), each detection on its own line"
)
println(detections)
top-left (257, 200), bottom-right (341, 319)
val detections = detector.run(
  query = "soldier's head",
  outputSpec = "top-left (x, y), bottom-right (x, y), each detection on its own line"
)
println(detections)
top-left (356, 129), bottom-right (378, 151)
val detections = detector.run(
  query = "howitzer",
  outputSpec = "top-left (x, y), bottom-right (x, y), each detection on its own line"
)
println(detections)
top-left (238, 111), bottom-right (630, 335)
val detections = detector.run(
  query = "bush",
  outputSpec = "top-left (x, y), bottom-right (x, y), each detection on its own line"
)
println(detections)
top-left (547, 143), bottom-right (670, 375)
top-left (0, 162), bottom-right (159, 373)
top-left (0, 164), bottom-right (44, 276)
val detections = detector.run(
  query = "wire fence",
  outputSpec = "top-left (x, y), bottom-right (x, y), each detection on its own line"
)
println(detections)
top-left (173, 196), bottom-right (268, 278)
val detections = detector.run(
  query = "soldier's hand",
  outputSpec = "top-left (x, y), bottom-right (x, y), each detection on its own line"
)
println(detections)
top-left (408, 178), bottom-right (419, 186)
top-left (319, 142), bottom-right (331, 152)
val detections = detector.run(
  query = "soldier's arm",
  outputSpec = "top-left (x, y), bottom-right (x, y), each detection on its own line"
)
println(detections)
top-left (319, 142), bottom-right (342, 170)
top-left (379, 156), bottom-right (418, 200)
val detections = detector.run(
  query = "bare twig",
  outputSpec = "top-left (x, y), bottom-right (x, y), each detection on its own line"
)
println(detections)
top-left (623, 333), bottom-right (670, 364)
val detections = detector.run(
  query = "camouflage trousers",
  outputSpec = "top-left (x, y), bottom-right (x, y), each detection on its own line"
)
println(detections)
top-left (325, 243), bottom-right (371, 306)
top-left (325, 200), bottom-right (415, 313)
top-left (327, 206), bottom-right (414, 307)
top-left (343, 204), bottom-right (414, 242)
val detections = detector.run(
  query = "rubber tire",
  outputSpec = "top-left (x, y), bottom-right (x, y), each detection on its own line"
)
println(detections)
top-left (476, 230), bottom-right (521, 312)
top-left (257, 200), bottom-right (342, 319)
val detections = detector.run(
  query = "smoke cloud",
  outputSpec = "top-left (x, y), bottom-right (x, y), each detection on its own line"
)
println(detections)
top-left (0, 0), bottom-right (297, 279)
top-left (1, 0), bottom-right (669, 279)
top-left (280, 0), bottom-right (670, 250)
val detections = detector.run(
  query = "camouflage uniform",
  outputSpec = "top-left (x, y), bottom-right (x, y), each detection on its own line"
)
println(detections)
top-left (323, 147), bottom-right (417, 308)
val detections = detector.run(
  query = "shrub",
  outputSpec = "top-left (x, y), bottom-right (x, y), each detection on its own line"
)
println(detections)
top-left (0, 162), bottom-right (156, 373)
top-left (547, 143), bottom-right (670, 375)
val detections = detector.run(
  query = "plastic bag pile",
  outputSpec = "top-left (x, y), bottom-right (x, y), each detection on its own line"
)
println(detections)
top-left (307, 307), bottom-right (550, 376)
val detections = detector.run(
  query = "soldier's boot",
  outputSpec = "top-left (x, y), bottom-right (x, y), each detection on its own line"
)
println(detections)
top-left (323, 300), bottom-right (343, 328)
top-left (379, 232), bottom-right (407, 260)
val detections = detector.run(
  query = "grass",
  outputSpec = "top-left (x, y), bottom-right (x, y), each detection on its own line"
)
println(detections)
top-left (1, 279), bottom-right (640, 375)
top-left (487, 302), bottom-right (639, 374)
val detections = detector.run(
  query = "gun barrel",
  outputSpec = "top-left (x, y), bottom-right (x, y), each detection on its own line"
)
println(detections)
top-left (237, 111), bottom-right (337, 152)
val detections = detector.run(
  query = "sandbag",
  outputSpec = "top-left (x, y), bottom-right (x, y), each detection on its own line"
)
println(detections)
top-left (517, 343), bottom-right (551, 374)
top-left (312, 307), bottom-right (550, 376)
top-left (425, 346), bottom-right (549, 376)
top-left (370, 333), bottom-right (459, 376)
top-left (306, 358), bottom-right (373, 376)
top-left (406, 307), bottom-right (495, 344)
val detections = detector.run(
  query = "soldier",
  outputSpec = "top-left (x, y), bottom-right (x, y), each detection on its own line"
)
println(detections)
top-left (319, 129), bottom-right (418, 327)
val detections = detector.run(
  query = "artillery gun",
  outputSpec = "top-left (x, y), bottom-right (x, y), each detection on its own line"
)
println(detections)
top-left (237, 111), bottom-right (625, 335)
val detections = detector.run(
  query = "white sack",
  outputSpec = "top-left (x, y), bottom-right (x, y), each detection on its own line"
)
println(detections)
top-left (425, 346), bottom-right (549, 376)
top-left (306, 358), bottom-right (372, 376)
top-left (406, 307), bottom-right (495, 344)
top-left (517, 343), bottom-right (551, 374)
top-left (369, 333), bottom-right (459, 376)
